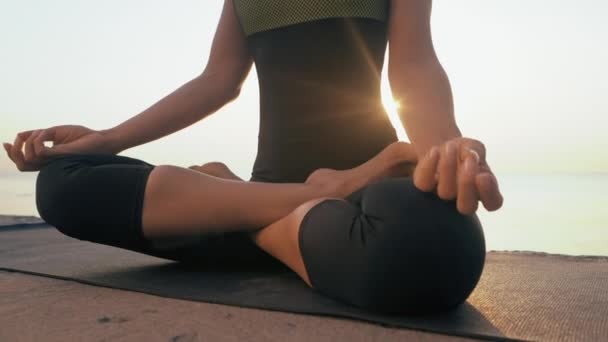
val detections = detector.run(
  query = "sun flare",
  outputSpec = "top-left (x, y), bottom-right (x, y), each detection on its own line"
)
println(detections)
top-left (381, 77), bottom-right (408, 141)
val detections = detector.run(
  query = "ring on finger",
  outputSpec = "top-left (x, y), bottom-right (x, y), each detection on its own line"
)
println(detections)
top-left (467, 148), bottom-right (480, 163)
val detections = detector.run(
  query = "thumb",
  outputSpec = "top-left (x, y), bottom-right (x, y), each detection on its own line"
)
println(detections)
top-left (39, 143), bottom-right (74, 157)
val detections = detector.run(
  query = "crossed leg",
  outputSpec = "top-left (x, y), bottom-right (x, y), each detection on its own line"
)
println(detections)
top-left (36, 140), bottom-right (484, 314)
top-left (185, 142), bottom-right (417, 286)
top-left (188, 144), bottom-right (484, 315)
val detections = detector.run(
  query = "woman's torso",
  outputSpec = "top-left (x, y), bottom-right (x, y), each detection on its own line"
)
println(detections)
top-left (233, 0), bottom-right (398, 183)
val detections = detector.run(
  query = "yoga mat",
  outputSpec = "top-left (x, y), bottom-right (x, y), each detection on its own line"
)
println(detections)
top-left (0, 215), bottom-right (45, 228)
top-left (1, 223), bottom-right (607, 342)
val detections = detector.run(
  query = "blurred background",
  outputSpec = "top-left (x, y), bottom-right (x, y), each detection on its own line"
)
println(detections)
top-left (1, 1), bottom-right (607, 255)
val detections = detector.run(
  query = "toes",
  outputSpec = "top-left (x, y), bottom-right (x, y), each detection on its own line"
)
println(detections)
top-left (190, 162), bottom-right (241, 180)
top-left (201, 161), bottom-right (228, 169)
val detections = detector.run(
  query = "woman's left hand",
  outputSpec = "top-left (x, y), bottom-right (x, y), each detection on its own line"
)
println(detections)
top-left (413, 137), bottom-right (503, 215)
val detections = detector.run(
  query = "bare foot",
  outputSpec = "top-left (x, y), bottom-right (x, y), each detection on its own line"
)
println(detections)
top-left (382, 141), bottom-right (419, 178)
top-left (305, 168), bottom-right (351, 197)
top-left (188, 142), bottom-right (417, 199)
top-left (305, 141), bottom-right (418, 198)
top-left (189, 162), bottom-right (242, 181)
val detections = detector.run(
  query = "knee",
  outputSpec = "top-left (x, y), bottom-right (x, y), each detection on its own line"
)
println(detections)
top-left (36, 161), bottom-right (69, 232)
top-left (143, 165), bottom-right (189, 202)
top-left (350, 178), bottom-right (486, 313)
top-left (35, 158), bottom-right (95, 240)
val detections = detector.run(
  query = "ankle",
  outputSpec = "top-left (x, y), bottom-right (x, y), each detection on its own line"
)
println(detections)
top-left (381, 142), bottom-right (418, 178)
top-left (325, 177), bottom-right (353, 198)
top-left (385, 141), bottom-right (416, 163)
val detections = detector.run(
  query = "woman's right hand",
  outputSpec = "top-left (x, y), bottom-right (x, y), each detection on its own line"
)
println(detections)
top-left (3, 125), bottom-right (114, 172)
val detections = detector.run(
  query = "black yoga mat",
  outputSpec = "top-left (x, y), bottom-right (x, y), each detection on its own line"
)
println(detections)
top-left (2, 223), bottom-right (607, 342)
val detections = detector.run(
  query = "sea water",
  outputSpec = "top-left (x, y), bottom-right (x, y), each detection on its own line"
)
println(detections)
top-left (478, 174), bottom-right (608, 256)
top-left (1, 173), bottom-right (607, 256)
top-left (0, 173), bottom-right (37, 217)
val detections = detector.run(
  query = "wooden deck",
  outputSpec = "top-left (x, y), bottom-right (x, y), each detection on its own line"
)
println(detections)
top-left (0, 271), bottom-right (482, 342)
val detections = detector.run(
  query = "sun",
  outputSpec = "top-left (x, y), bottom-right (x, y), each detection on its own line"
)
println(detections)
top-left (381, 77), bottom-right (408, 141)
top-left (382, 93), bottom-right (400, 115)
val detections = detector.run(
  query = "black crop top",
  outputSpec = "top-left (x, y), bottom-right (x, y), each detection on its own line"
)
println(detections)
top-left (233, 0), bottom-right (398, 183)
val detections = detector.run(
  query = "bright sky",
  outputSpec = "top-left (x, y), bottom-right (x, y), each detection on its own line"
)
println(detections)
top-left (1, 0), bottom-right (607, 179)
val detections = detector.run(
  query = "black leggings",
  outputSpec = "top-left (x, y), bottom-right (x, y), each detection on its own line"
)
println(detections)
top-left (36, 154), bottom-right (485, 314)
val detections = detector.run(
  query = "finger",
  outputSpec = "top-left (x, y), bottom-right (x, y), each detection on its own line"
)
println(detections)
top-left (12, 131), bottom-right (30, 156)
top-left (12, 130), bottom-right (37, 160)
top-left (43, 141), bottom-right (74, 157)
top-left (437, 140), bottom-right (459, 200)
top-left (3, 143), bottom-right (15, 163)
top-left (34, 129), bottom-right (64, 158)
top-left (476, 172), bottom-right (504, 211)
top-left (468, 149), bottom-right (480, 164)
top-left (33, 129), bottom-right (51, 157)
top-left (457, 154), bottom-right (480, 215)
top-left (24, 130), bottom-right (42, 162)
top-left (460, 139), bottom-right (486, 164)
top-left (11, 148), bottom-right (27, 170)
top-left (11, 134), bottom-right (31, 171)
top-left (3, 143), bottom-right (29, 171)
top-left (413, 146), bottom-right (440, 192)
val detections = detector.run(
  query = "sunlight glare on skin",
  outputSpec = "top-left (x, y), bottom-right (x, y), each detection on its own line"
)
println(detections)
top-left (380, 74), bottom-right (408, 142)
top-left (344, 20), bottom-right (408, 142)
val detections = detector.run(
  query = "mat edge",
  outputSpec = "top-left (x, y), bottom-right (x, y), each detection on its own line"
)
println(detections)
top-left (0, 267), bottom-right (523, 342)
